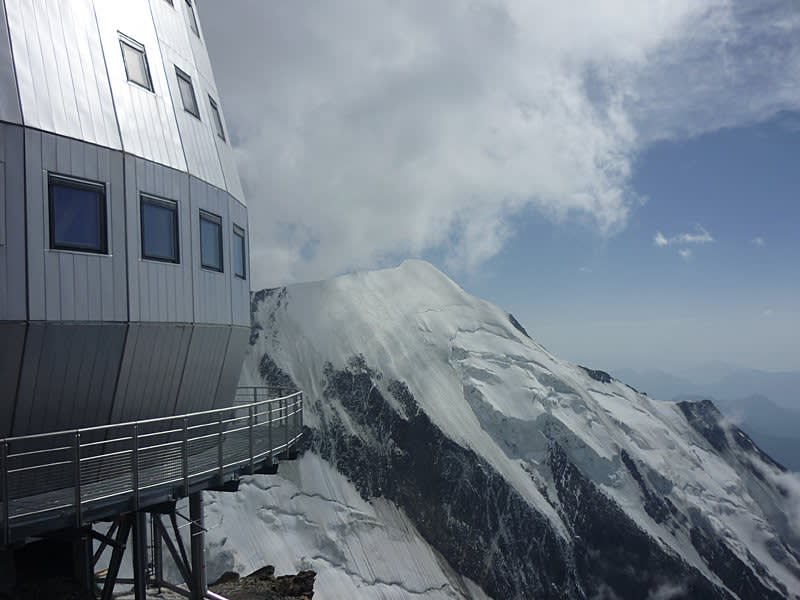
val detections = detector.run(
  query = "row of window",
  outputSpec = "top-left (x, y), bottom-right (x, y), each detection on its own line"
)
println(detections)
top-left (48, 175), bottom-right (246, 279)
top-left (119, 34), bottom-right (226, 141)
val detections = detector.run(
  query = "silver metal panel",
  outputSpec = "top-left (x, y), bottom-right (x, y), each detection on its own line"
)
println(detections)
top-left (161, 43), bottom-right (225, 190)
top-left (93, 0), bottom-right (186, 172)
top-left (0, 323), bottom-right (25, 436)
top-left (0, 125), bottom-right (18, 321)
top-left (201, 70), bottom-right (245, 203)
top-left (190, 177), bottom-right (231, 325)
top-left (12, 322), bottom-right (127, 436)
top-left (213, 325), bottom-right (250, 408)
top-left (0, 0), bottom-right (22, 124)
top-left (4, 0), bottom-right (121, 148)
top-left (228, 194), bottom-right (250, 327)
top-left (112, 322), bottom-right (193, 422)
top-left (174, 324), bottom-right (229, 415)
top-left (125, 155), bottom-right (194, 323)
top-left (148, 0), bottom-right (195, 65)
top-left (26, 130), bottom-right (127, 322)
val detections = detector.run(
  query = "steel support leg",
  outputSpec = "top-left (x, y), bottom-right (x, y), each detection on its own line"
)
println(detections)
top-left (132, 512), bottom-right (148, 600)
top-left (152, 513), bottom-right (163, 591)
top-left (189, 492), bottom-right (206, 600)
top-left (73, 527), bottom-right (94, 596)
top-left (102, 516), bottom-right (132, 600)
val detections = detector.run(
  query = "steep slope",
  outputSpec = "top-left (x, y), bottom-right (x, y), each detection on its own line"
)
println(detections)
top-left (208, 260), bottom-right (800, 599)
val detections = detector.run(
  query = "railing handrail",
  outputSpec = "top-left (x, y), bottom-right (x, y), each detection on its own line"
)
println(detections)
top-left (0, 388), bottom-right (302, 444)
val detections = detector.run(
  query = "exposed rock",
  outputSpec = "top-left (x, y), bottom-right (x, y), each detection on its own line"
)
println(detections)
top-left (211, 566), bottom-right (315, 600)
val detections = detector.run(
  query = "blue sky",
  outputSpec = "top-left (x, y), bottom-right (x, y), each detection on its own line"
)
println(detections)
top-left (462, 113), bottom-right (800, 372)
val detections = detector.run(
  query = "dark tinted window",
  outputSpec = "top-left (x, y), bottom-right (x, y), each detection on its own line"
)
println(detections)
top-left (176, 67), bottom-right (200, 118)
top-left (49, 176), bottom-right (107, 253)
top-left (209, 96), bottom-right (225, 141)
top-left (200, 211), bottom-right (223, 271)
top-left (141, 196), bottom-right (179, 263)
top-left (233, 225), bottom-right (246, 279)
top-left (120, 36), bottom-right (153, 91)
top-left (185, 0), bottom-right (200, 36)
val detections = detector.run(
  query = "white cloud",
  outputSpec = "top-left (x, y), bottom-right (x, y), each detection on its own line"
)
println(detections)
top-left (763, 308), bottom-right (774, 318)
top-left (654, 225), bottom-right (715, 247)
top-left (678, 248), bottom-right (693, 260)
top-left (653, 232), bottom-right (669, 247)
top-left (752, 236), bottom-right (766, 247)
top-left (198, 0), bottom-right (800, 286)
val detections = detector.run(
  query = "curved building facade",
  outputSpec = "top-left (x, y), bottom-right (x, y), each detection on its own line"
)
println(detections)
top-left (0, 0), bottom-right (250, 436)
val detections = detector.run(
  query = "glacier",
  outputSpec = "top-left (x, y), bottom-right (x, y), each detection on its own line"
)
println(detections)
top-left (203, 260), bottom-right (800, 599)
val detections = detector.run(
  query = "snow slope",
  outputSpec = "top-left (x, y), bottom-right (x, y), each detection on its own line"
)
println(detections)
top-left (207, 260), bottom-right (800, 599)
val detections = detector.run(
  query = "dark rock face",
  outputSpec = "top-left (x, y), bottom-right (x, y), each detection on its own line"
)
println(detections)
top-left (211, 565), bottom-right (316, 599)
top-left (507, 313), bottom-right (531, 339)
top-left (579, 366), bottom-right (613, 384)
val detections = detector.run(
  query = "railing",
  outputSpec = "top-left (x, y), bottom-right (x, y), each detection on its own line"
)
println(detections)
top-left (0, 387), bottom-right (303, 546)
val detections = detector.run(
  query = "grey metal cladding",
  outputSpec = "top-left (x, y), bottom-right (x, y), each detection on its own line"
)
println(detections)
top-left (12, 322), bottom-right (127, 436)
top-left (228, 194), bottom-right (250, 327)
top-left (93, 0), bottom-right (187, 172)
top-left (191, 177), bottom-right (231, 325)
top-left (213, 325), bottom-right (250, 409)
top-left (174, 324), bottom-right (230, 415)
top-left (111, 322), bottom-right (193, 423)
top-left (126, 155), bottom-right (194, 323)
top-left (0, 323), bottom-right (25, 437)
top-left (25, 130), bottom-right (127, 322)
top-left (0, 124), bottom-right (26, 321)
top-left (0, 0), bottom-right (22, 124)
top-left (4, 0), bottom-right (121, 148)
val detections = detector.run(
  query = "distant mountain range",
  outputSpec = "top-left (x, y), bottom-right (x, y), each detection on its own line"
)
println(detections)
top-left (613, 367), bottom-right (800, 471)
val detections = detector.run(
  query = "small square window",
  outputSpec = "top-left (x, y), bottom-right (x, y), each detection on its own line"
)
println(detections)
top-left (233, 225), bottom-right (246, 279)
top-left (200, 210), bottom-right (223, 272)
top-left (175, 67), bottom-right (200, 119)
top-left (209, 96), bottom-right (226, 141)
top-left (185, 0), bottom-right (200, 37)
top-left (49, 175), bottom-right (108, 254)
top-left (120, 35), bottom-right (153, 92)
top-left (141, 195), bottom-right (179, 263)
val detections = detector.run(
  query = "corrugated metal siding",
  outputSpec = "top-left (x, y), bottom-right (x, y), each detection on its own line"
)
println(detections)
top-left (228, 195), bottom-right (250, 327)
top-left (0, 0), bottom-right (22, 125)
top-left (25, 130), bottom-right (127, 322)
top-left (0, 124), bottom-right (26, 321)
top-left (12, 322), bottom-right (126, 435)
top-left (126, 155), bottom-right (194, 323)
top-left (93, 0), bottom-right (186, 172)
top-left (111, 322), bottom-right (193, 422)
top-left (174, 324), bottom-right (229, 415)
top-left (191, 177), bottom-right (231, 325)
top-left (4, 0), bottom-right (121, 149)
top-left (0, 322), bottom-right (25, 436)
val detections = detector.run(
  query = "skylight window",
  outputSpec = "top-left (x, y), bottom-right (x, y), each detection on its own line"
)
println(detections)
top-left (175, 67), bottom-right (200, 119)
top-left (120, 35), bottom-right (153, 91)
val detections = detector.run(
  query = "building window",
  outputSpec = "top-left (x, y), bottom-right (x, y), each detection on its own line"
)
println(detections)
top-left (208, 96), bottom-right (226, 141)
top-left (141, 195), bottom-right (179, 263)
top-left (175, 67), bottom-right (200, 119)
top-left (120, 35), bottom-right (153, 91)
top-left (233, 225), bottom-right (246, 279)
top-left (185, 0), bottom-right (200, 37)
top-left (49, 175), bottom-right (108, 254)
top-left (200, 211), bottom-right (223, 272)
top-left (164, 0), bottom-right (173, 5)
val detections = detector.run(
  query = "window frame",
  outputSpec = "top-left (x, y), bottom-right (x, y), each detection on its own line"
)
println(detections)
top-left (140, 194), bottom-right (180, 264)
top-left (199, 210), bottom-right (224, 272)
top-left (48, 174), bottom-right (108, 255)
top-left (175, 66), bottom-right (201, 119)
top-left (119, 34), bottom-right (154, 92)
top-left (208, 95), bottom-right (226, 141)
top-left (185, 0), bottom-right (200, 38)
top-left (233, 224), bottom-right (246, 279)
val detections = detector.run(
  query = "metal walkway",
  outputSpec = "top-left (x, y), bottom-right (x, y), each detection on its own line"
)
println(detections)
top-left (0, 387), bottom-right (303, 546)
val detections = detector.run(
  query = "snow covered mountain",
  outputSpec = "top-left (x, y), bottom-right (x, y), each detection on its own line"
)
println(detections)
top-left (205, 260), bottom-right (800, 599)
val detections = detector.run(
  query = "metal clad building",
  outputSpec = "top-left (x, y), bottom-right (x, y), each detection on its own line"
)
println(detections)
top-left (0, 0), bottom-right (251, 436)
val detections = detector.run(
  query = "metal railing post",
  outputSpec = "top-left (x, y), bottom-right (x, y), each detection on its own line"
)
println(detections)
top-left (217, 413), bottom-right (224, 482)
top-left (248, 406), bottom-right (255, 474)
top-left (283, 396), bottom-right (289, 454)
top-left (268, 398), bottom-right (273, 461)
top-left (1, 441), bottom-right (9, 546)
top-left (73, 432), bottom-right (82, 528)
top-left (182, 418), bottom-right (190, 495)
top-left (131, 424), bottom-right (139, 511)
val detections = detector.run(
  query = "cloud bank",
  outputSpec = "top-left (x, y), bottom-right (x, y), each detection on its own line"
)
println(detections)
top-left (198, 0), bottom-right (800, 286)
